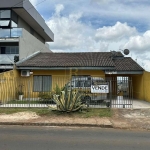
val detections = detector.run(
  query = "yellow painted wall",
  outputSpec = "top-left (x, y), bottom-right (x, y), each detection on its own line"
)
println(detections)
top-left (132, 74), bottom-right (144, 100)
top-left (28, 70), bottom-right (105, 98)
top-left (0, 70), bottom-right (20, 103)
top-left (0, 69), bottom-right (105, 101)
top-left (33, 69), bottom-right (105, 87)
top-left (1, 69), bottom-right (150, 102)
top-left (132, 71), bottom-right (150, 102)
top-left (143, 71), bottom-right (150, 102)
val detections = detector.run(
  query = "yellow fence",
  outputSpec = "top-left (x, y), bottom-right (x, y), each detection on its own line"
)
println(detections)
top-left (0, 70), bottom-right (20, 103)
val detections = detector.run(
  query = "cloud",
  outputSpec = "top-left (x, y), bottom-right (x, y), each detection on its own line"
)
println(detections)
top-left (47, 4), bottom-right (150, 58)
top-left (123, 30), bottom-right (150, 52)
top-left (47, 5), bottom-right (138, 53)
top-left (95, 22), bottom-right (137, 42)
top-left (133, 56), bottom-right (150, 72)
top-left (47, 4), bottom-right (98, 52)
top-left (91, 0), bottom-right (116, 4)
top-left (55, 4), bottom-right (64, 16)
top-left (142, 59), bottom-right (150, 71)
top-left (29, 0), bottom-right (150, 71)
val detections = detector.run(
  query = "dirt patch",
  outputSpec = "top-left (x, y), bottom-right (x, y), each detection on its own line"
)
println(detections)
top-left (0, 112), bottom-right (40, 122)
top-left (29, 116), bottom-right (112, 126)
top-left (0, 111), bottom-right (112, 127)
top-left (112, 109), bottom-right (150, 118)
top-left (111, 108), bottom-right (150, 130)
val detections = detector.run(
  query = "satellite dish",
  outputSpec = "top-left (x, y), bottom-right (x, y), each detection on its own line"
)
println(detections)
top-left (123, 49), bottom-right (130, 55)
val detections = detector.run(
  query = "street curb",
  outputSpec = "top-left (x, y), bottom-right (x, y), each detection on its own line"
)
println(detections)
top-left (0, 122), bottom-right (113, 128)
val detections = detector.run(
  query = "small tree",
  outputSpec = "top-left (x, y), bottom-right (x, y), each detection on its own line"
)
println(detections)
top-left (54, 84), bottom-right (62, 95)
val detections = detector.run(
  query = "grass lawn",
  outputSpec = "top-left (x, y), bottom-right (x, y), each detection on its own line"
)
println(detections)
top-left (7, 100), bottom-right (55, 104)
top-left (0, 108), bottom-right (112, 118)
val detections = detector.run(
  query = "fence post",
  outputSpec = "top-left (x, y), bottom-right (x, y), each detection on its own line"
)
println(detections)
top-left (109, 80), bottom-right (112, 108)
top-left (28, 79), bottom-right (31, 108)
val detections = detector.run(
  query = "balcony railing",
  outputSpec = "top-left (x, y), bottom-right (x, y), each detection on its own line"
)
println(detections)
top-left (0, 54), bottom-right (18, 64)
top-left (0, 28), bottom-right (22, 38)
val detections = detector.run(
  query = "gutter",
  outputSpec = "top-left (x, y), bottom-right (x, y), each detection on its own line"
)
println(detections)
top-left (16, 66), bottom-right (115, 70)
top-left (114, 71), bottom-right (144, 74)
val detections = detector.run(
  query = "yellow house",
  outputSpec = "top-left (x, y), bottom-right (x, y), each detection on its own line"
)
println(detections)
top-left (15, 51), bottom-right (145, 102)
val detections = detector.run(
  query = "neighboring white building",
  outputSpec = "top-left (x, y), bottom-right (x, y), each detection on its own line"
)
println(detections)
top-left (0, 0), bottom-right (54, 72)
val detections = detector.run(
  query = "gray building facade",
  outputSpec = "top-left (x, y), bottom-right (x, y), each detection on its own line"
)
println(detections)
top-left (0, 0), bottom-right (54, 72)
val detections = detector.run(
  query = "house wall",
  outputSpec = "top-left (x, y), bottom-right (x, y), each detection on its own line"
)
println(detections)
top-left (2, 69), bottom-right (150, 102)
top-left (132, 74), bottom-right (144, 100)
top-left (132, 71), bottom-right (150, 102)
top-left (19, 29), bottom-right (52, 60)
top-left (1, 69), bottom-right (105, 102)
top-left (19, 69), bottom-right (105, 99)
top-left (32, 69), bottom-right (105, 86)
top-left (143, 71), bottom-right (150, 102)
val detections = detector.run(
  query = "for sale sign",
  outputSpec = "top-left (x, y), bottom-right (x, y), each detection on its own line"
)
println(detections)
top-left (91, 84), bottom-right (109, 93)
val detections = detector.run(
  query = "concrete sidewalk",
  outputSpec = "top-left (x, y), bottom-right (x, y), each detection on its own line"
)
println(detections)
top-left (0, 117), bottom-right (113, 128)
top-left (133, 100), bottom-right (150, 109)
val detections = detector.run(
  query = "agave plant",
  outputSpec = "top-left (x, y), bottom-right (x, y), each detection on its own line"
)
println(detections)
top-left (51, 84), bottom-right (84, 112)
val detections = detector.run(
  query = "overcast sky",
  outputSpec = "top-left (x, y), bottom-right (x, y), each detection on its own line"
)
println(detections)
top-left (29, 0), bottom-right (150, 71)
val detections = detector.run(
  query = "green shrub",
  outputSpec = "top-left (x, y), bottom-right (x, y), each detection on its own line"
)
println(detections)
top-left (54, 84), bottom-right (61, 95)
top-left (38, 92), bottom-right (54, 101)
top-left (53, 84), bottom-right (65, 95)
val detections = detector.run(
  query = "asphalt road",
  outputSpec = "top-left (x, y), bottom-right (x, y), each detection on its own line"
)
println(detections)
top-left (0, 126), bottom-right (150, 150)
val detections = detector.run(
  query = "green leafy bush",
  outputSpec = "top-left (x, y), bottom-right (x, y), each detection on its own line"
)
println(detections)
top-left (54, 84), bottom-right (61, 95)
top-left (53, 84), bottom-right (65, 95)
top-left (38, 92), bottom-right (54, 102)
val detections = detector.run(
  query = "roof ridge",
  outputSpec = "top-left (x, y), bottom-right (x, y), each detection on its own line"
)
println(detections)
top-left (16, 51), bottom-right (41, 65)
top-left (41, 52), bottom-right (111, 54)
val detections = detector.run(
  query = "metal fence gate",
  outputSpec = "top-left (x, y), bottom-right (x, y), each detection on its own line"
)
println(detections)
top-left (0, 76), bottom-right (133, 108)
top-left (106, 77), bottom-right (133, 108)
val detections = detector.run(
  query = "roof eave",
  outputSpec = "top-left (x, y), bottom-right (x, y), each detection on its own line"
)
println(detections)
top-left (115, 71), bottom-right (144, 74)
top-left (16, 66), bottom-right (115, 70)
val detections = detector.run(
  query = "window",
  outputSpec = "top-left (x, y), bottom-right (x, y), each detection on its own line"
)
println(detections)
top-left (84, 80), bottom-right (91, 87)
top-left (11, 20), bottom-right (17, 27)
top-left (0, 46), bottom-right (19, 54)
top-left (11, 10), bottom-right (18, 24)
top-left (0, 10), bottom-right (11, 28)
top-left (0, 10), bottom-right (18, 31)
top-left (72, 75), bottom-right (91, 87)
top-left (0, 10), bottom-right (11, 18)
top-left (33, 76), bottom-right (52, 92)
top-left (0, 20), bottom-right (10, 26)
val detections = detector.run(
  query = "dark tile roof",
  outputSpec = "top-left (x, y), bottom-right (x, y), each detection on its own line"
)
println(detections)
top-left (113, 57), bottom-right (144, 71)
top-left (17, 52), bottom-right (116, 67)
top-left (17, 52), bottom-right (144, 71)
